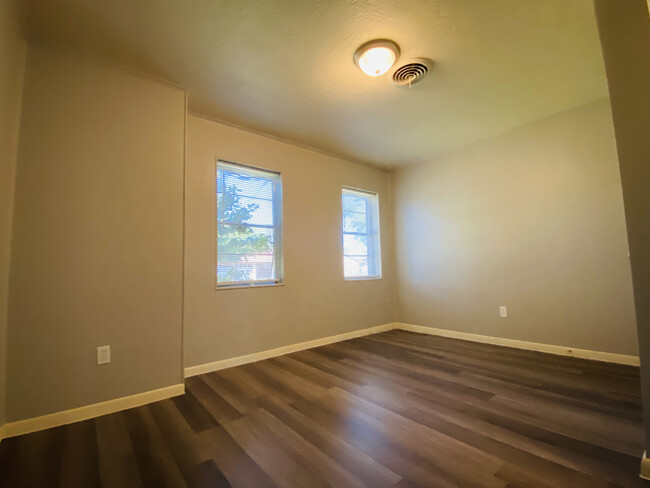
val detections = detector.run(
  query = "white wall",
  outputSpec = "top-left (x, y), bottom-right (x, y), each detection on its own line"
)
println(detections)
top-left (392, 98), bottom-right (638, 355)
top-left (0, 0), bottom-right (27, 427)
top-left (184, 115), bottom-right (395, 369)
top-left (6, 46), bottom-right (186, 421)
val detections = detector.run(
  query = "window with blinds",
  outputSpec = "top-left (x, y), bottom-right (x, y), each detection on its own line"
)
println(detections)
top-left (217, 161), bottom-right (283, 287)
top-left (342, 187), bottom-right (382, 280)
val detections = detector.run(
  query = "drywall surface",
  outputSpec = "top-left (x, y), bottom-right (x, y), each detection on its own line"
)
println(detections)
top-left (185, 115), bottom-right (394, 368)
top-left (21, 0), bottom-right (607, 167)
top-left (392, 98), bottom-right (637, 355)
top-left (594, 0), bottom-right (650, 448)
top-left (6, 46), bottom-right (185, 421)
top-left (0, 0), bottom-right (26, 427)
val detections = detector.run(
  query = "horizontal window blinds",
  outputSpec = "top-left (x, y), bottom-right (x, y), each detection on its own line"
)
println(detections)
top-left (217, 161), bottom-right (283, 286)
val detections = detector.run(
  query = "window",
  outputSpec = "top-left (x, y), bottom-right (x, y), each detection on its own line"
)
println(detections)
top-left (217, 161), bottom-right (282, 287)
top-left (342, 187), bottom-right (381, 279)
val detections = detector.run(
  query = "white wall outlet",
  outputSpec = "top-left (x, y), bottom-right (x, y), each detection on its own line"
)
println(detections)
top-left (97, 345), bottom-right (111, 365)
top-left (499, 306), bottom-right (508, 318)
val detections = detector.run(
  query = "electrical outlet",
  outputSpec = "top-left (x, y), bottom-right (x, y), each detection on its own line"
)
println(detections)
top-left (97, 345), bottom-right (111, 365)
top-left (499, 306), bottom-right (508, 318)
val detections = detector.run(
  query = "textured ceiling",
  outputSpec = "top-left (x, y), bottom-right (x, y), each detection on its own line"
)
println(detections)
top-left (21, 0), bottom-right (608, 168)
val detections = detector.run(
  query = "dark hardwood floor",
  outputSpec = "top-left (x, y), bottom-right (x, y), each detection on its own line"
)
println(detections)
top-left (0, 330), bottom-right (646, 487)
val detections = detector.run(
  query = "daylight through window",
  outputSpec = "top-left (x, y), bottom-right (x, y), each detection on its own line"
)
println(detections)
top-left (217, 161), bottom-right (282, 287)
top-left (342, 188), bottom-right (381, 279)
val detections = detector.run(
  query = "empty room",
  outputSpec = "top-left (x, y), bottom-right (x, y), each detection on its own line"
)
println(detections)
top-left (1, 0), bottom-right (649, 486)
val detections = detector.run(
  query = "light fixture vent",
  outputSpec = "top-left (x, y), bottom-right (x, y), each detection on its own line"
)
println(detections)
top-left (392, 58), bottom-right (433, 87)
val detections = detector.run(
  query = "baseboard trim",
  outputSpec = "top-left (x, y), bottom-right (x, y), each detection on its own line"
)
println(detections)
top-left (395, 323), bottom-right (640, 366)
top-left (1, 321), bottom-right (637, 441)
top-left (185, 321), bottom-right (639, 378)
top-left (0, 383), bottom-right (185, 440)
top-left (184, 322), bottom-right (397, 377)
top-left (641, 451), bottom-right (650, 480)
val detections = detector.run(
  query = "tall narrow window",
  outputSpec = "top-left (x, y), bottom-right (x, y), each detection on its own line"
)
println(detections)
top-left (217, 161), bottom-right (282, 287)
top-left (342, 188), bottom-right (381, 280)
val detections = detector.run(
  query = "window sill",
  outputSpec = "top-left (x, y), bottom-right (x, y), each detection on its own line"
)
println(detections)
top-left (344, 276), bottom-right (382, 282)
top-left (216, 283), bottom-right (284, 291)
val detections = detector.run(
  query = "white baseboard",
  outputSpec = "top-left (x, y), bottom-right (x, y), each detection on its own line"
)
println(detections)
top-left (395, 323), bottom-right (640, 366)
top-left (184, 322), bottom-right (397, 377)
top-left (185, 321), bottom-right (639, 378)
top-left (0, 383), bottom-right (185, 440)
top-left (1, 321), bottom-right (637, 441)
top-left (641, 451), bottom-right (650, 480)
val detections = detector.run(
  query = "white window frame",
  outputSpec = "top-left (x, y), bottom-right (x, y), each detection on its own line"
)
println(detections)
top-left (216, 159), bottom-right (283, 289)
top-left (341, 187), bottom-right (382, 281)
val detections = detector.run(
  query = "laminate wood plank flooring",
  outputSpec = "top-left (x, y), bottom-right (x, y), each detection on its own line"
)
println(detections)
top-left (0, 330), bottom-right (646, 487)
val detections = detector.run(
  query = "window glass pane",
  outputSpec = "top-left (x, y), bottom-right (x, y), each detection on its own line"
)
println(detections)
top-left (344, 255), bottom-right (368, 277)
top-left (217, 162), bottom-right (282, 286)
top-left (342, 194), bottom-right (367, 213)
top-left (343, 210), bottom-right (367, 233)
top-left (219, 170), bottom-right (273, 200)
top-left (217, 256), bottom-right (276, 283)
top-left (217, 175), bottom-right (274, 225)
top-left (342, 188), bottom-right (381, 279)
top-left (343, 234), bottom-right (368, 256)
top-left (218, 224), bottom-right (275, 255)
top-left (231, 196), bottom-right (274, 226)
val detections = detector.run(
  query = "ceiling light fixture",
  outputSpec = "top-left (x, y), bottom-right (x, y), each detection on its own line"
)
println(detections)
top-left (354, 39), bottom-right (400, 77)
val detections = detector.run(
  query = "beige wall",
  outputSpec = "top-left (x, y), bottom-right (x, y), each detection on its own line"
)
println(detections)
top-left (185, 115), bottom-right (394, 368)
top-left (6, 46), bottom-right (186, 421)
top-left (392, 98), bottom-right (638, 355)
top-left (1, 3), bottom-right (640, 426)
top-left (594, 0), bottom-right (650, 448)
top-left (0, 0), bottom-right (26, 427)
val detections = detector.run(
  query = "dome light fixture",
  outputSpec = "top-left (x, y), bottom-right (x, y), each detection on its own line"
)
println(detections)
top-left (354, 39), bottom-right (400, 77)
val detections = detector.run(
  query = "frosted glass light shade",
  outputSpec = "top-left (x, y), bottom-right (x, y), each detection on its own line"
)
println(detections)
top-left (354, 40), bottom-right (400, 77)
